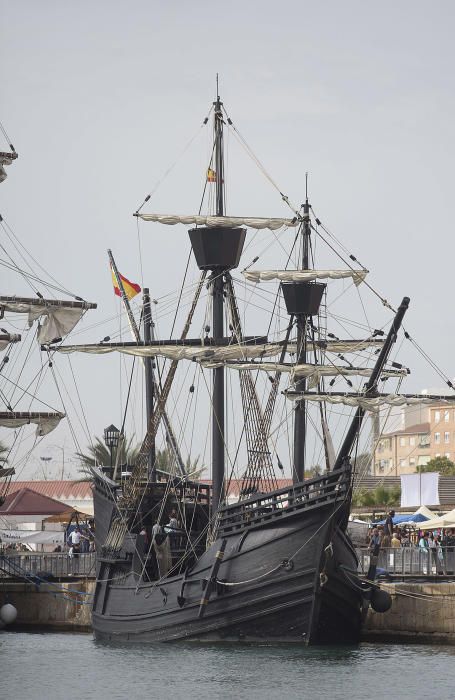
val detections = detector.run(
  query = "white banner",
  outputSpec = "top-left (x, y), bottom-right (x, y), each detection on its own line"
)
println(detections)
top-left (400, 472), bottom-right (440, 507)
top-left (0, 529), bottom-right (64, 545)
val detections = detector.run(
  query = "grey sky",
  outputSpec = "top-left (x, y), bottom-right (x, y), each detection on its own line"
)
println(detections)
top-left (1, 1), bottom-right (454, 478)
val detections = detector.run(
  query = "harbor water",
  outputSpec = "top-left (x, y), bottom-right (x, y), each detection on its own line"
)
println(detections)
top-left (1, 633), bottom-right (455, 699)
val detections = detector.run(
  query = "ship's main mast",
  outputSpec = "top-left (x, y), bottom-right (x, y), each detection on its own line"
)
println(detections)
top-left (188, 91), bottom-right (246, 511)
top-left (212, 94), bottom-right (226, 510)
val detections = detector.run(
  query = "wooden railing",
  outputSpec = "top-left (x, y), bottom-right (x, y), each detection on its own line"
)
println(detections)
top-left (217, 467), bottom-right (351, 536)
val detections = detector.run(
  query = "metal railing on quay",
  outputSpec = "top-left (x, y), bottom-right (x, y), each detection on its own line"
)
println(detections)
top-left (0, 551), bottom-right (96, 579)
top-left (357, 547), bottom-right (455, 577)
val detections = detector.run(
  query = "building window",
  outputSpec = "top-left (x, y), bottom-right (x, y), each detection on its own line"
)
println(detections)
top-left (399, 437), bottom-right (406, 447)
top-left (419, 434), bottom-right (430, 447)
top-left (445, 410), bottom-right (450, 422)
top-left (400, 459), bottom-right (407, 467)
top-left (436, 453), bottom-right (441, 458)
top-left (409, 436), bottom-right (415, 447)
top-left (435, 432), bottom-right (440, 444)
top-left (446, 453), bottom-right (451, 459)
top-left (445, 432), bottom-right (450, 444)
top-left (410, 458), bottom-right (416, 466)
top-left (435, 410), bottom-right (440, 422)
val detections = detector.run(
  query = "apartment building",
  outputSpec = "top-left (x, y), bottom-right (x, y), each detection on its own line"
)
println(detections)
top-left (374, 404), bottom-right (455, 476)
top-left (375, 422), bottom-right (431, 475)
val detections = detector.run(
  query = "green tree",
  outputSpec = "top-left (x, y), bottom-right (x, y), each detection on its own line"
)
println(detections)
top-left (75, 435), bottom-right (140, 469)
top-left (75, 438), bottom-right (204, 479)
top-left (352, 485), bottom-right (401, 508)
top-left (417, 456), bottom-right (455, 476)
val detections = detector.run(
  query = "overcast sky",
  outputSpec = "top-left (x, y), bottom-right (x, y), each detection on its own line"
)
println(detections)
top-left (1, 1), bottom-right (454, 478)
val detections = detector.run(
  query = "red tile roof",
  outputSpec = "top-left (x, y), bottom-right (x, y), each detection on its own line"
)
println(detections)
top-left (7, 480), bottom-right (93, 500)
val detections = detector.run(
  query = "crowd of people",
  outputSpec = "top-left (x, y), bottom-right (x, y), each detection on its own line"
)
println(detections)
top-left (367, 509), bottom-right (455, 574)
top-left (368, 509), bottom-right (455, 553)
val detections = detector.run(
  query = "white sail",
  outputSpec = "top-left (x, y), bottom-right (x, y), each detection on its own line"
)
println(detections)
top-left (201, 361), bottom-right (407, 390)
top-left (53, 338), bottom-right (385, 361)
top-left (285, 392), bottom-right (455, 412)
top-left (0, 412), bottom-right (65, 436)
top-left (137, 214), bottom-right (297, 231)
top-left (0, 298), bottom-right (95, 344)
top-left (243, 269), bottom-right (368, 286)
top-left (0, 151), bottom-right (17, 183)
top-left (55, 342), bottom-right (285, 362)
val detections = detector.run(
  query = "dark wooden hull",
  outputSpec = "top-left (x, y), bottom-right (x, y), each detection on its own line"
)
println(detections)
top-left (91, 472), bottom-right (365, 644)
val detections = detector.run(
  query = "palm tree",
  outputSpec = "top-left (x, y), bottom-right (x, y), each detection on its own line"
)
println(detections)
top-left (75, 437), bottom-right (205, 479)
top-left (351, 485), bottom-right (400, 508)
top-left (75, 435), bottom-right (140, 469)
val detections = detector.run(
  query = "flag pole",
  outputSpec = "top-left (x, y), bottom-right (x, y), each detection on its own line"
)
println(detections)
top-left (107, 249), bottom-right (186, 478)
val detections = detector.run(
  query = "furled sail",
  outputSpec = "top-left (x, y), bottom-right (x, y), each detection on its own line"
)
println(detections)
top-left (0, 151), bottom-right (18, 183)
top-left (0, 411), bottom-right (65, 436)
top-left (243, 269), bottom-right (368, 286)
top-left (0, 333), bottom-right (21, 352)
top-left (0, 297), bottom-right (97, 344)
top-left (285, 392), bottom-right (455, 412)
top-left (53, 342), bottom-right (284, 362)
top-left (200, 361), bottom-right (408, 390)
top-left (136, 214), bottom-right (298, 231)
top-left (50, 338), bottom-right (386, 361)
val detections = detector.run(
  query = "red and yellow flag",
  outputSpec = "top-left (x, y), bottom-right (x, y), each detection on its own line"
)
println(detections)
top-left (207, 167), bottom-right (217, 183)
top-left (111, 267), bottom-right (141, 301)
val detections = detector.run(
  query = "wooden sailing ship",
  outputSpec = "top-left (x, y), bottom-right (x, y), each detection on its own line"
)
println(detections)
top-left (48, 90), bottom-right (455, 643)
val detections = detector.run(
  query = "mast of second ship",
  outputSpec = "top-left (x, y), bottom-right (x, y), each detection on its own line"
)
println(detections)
top-left (292, 178), bottom-right (311, 483)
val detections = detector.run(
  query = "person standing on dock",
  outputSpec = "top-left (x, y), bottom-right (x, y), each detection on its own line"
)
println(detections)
top-left (383, 511), bottom-right (395, 548)
top-left (68, 526), bottom-right (82, 559)
top-left (369, 528), bottom-right (381, 554)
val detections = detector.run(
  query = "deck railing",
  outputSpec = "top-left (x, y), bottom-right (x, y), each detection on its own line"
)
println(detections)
top-left (218, 467), bottom-right (351, 535)
top-left (357, 546), bottom-right (455, 576)
top-left (0, 551), bottom-right (96, 579)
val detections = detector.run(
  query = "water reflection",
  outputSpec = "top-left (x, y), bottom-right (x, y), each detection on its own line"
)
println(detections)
top-left (3, 633), bottom-right (455, 700)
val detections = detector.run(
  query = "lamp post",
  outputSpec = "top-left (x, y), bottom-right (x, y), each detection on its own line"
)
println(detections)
top-left (104, 424), bottom-right (120, 477)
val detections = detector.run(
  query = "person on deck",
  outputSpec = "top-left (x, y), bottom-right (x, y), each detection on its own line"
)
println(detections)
top-left (165, 510), bottom-right (179, 532)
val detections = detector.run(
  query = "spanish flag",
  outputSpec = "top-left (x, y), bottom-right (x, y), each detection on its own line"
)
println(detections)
top-left (207, 167), bottom-right (217, 183)
top-left (111, 267), bottom-right (141, 301)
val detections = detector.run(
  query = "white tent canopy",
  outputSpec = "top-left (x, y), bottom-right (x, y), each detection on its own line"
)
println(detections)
top-left (419, 508), bottom-right (455, 530)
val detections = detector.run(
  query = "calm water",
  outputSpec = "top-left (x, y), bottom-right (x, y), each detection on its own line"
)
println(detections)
top-left (1, 632), bottom-right (455, 699)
